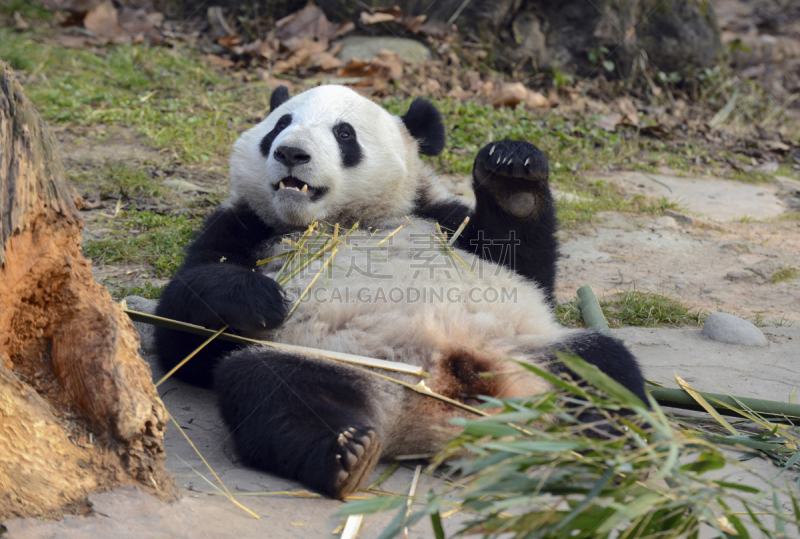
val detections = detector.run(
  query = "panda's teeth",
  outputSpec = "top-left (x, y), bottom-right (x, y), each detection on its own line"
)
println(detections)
top-left (301, 184), bottom-right (308, 194)
top-left (279, 181), bottom-right (286, 190)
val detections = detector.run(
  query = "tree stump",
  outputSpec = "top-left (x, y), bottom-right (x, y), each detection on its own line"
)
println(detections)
top-left (0, 60), bottom-right (175, 520)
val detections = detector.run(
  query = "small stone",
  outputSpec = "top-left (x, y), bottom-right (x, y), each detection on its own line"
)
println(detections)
top-left (653, 216), bottom-right (678, 228)
top-left (725, 269), bottom-right (758, 282)
top-left (124, 296), bottom-right (158, 355)
top-left (701, 288), bottom-right (712, 293)
top-left (701, 312), bottom-right (768, 347)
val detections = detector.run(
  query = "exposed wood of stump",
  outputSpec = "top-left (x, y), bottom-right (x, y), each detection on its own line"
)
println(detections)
top-left (0, 60), bottom-right (175, 520)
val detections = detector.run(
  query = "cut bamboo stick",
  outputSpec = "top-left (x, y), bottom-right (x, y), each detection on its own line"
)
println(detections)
top-left (125, 309), bottom-right (426, 377)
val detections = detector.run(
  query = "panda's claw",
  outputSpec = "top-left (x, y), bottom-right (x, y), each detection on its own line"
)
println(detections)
top-left (472, 140), bottom-right (551, 220)
top-left (330, 426), bottom-right (382, 499)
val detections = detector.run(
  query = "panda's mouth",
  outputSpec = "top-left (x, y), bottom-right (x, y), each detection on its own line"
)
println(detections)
top-left (274, 176), bottom-right (325, 200)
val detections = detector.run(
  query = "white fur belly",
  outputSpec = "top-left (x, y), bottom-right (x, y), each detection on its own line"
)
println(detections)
top-left (257, 220), bottom-right (567, 369)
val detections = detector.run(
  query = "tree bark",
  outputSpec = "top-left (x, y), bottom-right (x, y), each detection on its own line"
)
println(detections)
top-left (0, 59), bottom-right (175, 520)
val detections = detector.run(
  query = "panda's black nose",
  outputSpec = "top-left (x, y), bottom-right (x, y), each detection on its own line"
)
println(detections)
top-left (273, 146), bottom-right (311, 166)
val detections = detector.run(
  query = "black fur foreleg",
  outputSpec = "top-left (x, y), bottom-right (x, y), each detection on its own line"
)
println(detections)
top-left (153, 264), bottom-right (288, 387)
top-left (214, 348), bottom-right (383, 498)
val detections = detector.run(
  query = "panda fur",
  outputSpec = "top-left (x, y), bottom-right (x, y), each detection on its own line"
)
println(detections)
top-left (154, 85), bottom-right (647, 499)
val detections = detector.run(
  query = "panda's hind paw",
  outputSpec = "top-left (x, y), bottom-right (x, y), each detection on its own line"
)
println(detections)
top-left (330, 426), bottom-right (382, 499)
top-left (474, 140), bottom-right (548, 185)
top-left (473, 140), bottom-right (551, 220)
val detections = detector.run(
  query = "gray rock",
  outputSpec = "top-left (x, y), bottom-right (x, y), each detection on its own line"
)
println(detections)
top-left (123, 295), bottom-right (158, 355)
top-left (337, 36), bottom-right (431, 65)
top-left (701, 312), bottom-right (768, 347)
top-left (653, 216), bottom-right (678, 228)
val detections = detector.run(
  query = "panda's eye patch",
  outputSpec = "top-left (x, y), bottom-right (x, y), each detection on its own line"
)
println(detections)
top-left (259, 114), bottom-right (293, 157)
top-left (332, 122), bottom-right (362, 168)
top-left (333, 123), bottom-right (355, 140)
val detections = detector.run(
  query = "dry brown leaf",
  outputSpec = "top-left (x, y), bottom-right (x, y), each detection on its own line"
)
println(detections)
top-left (287, 38), bottom-right (327, 55)
top-left (525, 90), bottom-right (550, 109)
top-left (466, 71), bottom-right (481, 92)
top-left (84, 0), bottom-right (124, 38)
top-left (275, 3), bottom-right (335, 46)
top-left (765, 140), bottom-right (791, 152)
top-left (13, 11), bottom-right (30, 30)
top-left (490, 82), bottom-right (528, 108)
top-left (615, 97), bottom-right (639, 126)
top-left (335, 21), bottom-right (355, 37)
top-left (56, 34), bottom-right (92, 48)
top-left (311, 52), bottom-right (343, 71)
top-left (479, 80), bottom-right (495, 99)
top-left (402, 14), bottom-right (427, 33)
top-left (360, 12), bottom-right (397, 25)
top-left (337, 50), bottom-right (405, 83)
top-left (118, 6), bottom-right (161, 35)
top-left (596, 113), bottom-right (622, 132)
top-left (218, 35), bottom-right (242, 50)
top-left (425, 78), bottom-right (441, 93)
top-left (447, 86), bottom-right (472, 100)
top-left (204, 54), bottom-right (235, 68)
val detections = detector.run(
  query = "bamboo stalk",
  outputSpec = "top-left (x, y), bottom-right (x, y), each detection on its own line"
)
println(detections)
top-left (647, 385), bottom-right (800, 425)
top-left (125, 309), bottom-right (427, 377)
top-left (576, 285), bottom-right (611, 336)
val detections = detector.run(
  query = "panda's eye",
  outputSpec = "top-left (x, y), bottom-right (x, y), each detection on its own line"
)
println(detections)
top-left (275, 114), bottom-right (292, 131)
top-left (333, 122), bottom-right (356, 142)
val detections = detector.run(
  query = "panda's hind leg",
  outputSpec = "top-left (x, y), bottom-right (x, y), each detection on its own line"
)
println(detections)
top-left (214, 346), bottom-right (385, 498)
top-left (552, 331), bottom-right (648, 405)
top-left (462, 140), bottom-right (560, 303)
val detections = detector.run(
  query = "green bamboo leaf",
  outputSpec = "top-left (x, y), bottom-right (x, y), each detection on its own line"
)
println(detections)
top-left (726, 513), bottom-right (752, 539)
top-left (557, 352), bottom-right (646, 408)
top-left (335, 496), bottom-right (405, 517)
top-left (430, 512), bottom-right (445, 539)
top-left (482, 440), bottom-right (584, 454)
top-left (463, 421), bottom-right (522, 438)
top-left (774, 491), bottom-right (787, 537)
top-left (376, 509), bottom-right (426, 539)
top-left (713, 481), bottom-right (760, 494)
top-left (780, 448), bottom-right (800, 474)
top-left (679, 452), bottom-right (725, 474)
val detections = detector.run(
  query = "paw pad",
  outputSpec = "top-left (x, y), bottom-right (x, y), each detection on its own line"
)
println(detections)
top-left (331, 426), bottom-right (382, 498)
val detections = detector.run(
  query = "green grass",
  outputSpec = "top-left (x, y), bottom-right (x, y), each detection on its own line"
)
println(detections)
top-left (68, 161), bottom-right (164, 198)
top-left (114, 282), bottom-right (166, 300)
top-left (83, 209), bottom-right (203, 276)
top-left (558, 288), bottom-right (704, 328)
top-left (0, 28), bottom-right (268, 163)
top-left (770, 266), bottom-right (799, 284)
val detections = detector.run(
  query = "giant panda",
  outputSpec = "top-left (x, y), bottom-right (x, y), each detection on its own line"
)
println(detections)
top-left (154, 84), bottom-right (647, 499)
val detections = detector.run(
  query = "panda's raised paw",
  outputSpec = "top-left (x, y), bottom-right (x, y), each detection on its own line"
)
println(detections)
top-left (215, 272), bottom-right (288, 332)
top-left (330, 426), bottom-right (382, 499)
top-left (472, 140), bottom-right (550, 220)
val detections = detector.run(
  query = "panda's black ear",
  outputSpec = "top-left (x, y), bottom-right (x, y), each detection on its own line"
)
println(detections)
top-left (401, 98), bottom-right (446, 156)
top-left (270, 86), bottom-right (290, 112)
